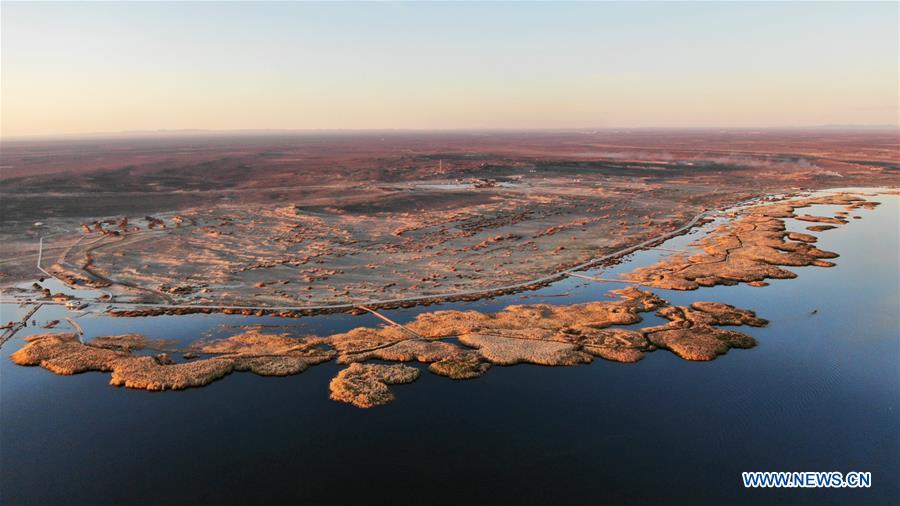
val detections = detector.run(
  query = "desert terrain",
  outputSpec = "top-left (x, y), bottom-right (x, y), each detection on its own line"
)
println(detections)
top-left (1, 129), bottom-right (897, 310)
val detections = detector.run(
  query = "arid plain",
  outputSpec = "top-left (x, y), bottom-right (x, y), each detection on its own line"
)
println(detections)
top-left (1, 129), bottom-right (896, 309)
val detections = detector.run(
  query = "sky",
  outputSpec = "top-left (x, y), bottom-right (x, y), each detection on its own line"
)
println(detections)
top-left (1, 1), bottom-right (898, 137)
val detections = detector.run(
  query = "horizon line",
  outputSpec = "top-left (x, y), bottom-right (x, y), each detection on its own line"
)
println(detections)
top-left (3, 124), bottom-right (899, 142)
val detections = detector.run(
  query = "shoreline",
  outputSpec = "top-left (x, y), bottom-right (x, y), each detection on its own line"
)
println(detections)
top-left (4, 188), bottom-right (896, 406)
top-left (2, 201), bottom-right (731, 319)
top-left (0, 190), bottom-right (780, 318)
top-left (1, 187), bottom-right (893, 323)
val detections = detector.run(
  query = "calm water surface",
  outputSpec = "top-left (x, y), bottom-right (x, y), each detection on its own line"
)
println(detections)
top-left (2, 191), bottom-right (897, 505)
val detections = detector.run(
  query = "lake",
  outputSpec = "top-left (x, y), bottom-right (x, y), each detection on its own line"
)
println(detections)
top-left (1, 189), bottom-right (897, 505)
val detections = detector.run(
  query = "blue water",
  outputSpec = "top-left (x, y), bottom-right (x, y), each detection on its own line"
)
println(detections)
top-left (1, 192), bottom-right (897, 505)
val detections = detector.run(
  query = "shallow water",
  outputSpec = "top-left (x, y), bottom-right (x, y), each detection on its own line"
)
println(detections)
top-left (1, 191), bottom-right (897, 505)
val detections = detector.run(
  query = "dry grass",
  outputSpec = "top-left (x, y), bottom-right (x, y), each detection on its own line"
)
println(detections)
top-left (109, 357), bottom-right (235, 391)
top-left (644, 326), bottom-right (756, 361)
top-left (12, 331), bottom-right (334, 391)
top-left (329, 363), bottom-right (420, 408)
top-left (10, 284), bottom-right (770, 403)
top-left (405, 287), bottom-right (664, 339)
top-left (428, 351), bottom-right (492, 379)
top-left (88, 334), bottom-right (177, 352)
top-left (194, 329), bottom-right (327, 356)
top-left (233, 355), bottom-right (324, 376)
top-left (623, 194), bottom-right (872, 290)
top-left (795, 214), bottom-right (847, 225)
top-left (786, 232), bottom-right (817, 243)
top-left (339, 339), bottom-right (464, 364)
top-left (326, 326), bottom-right (410, 355)
top-left (579, 328), bottom-right (652, 363)
top-left (668, 302), bottom-right (768, 327)
top-left (11, 333), bottom-right (126, 375)
top-left (640, 303), bottom-right (763, 361)
top-left (458, 332), bottom-right (593, 366)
